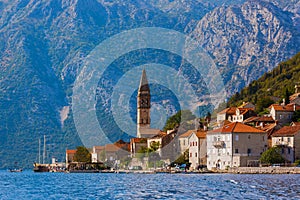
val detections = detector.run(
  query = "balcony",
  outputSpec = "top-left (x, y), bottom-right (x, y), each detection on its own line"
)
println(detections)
top-left (213, 141), bottom-right (225, 148)
top-left (275, 141), bottom-right (289, 146)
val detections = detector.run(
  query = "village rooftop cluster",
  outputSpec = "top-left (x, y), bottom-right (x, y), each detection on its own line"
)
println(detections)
top-left (65, 70), bottom-right (300, 172)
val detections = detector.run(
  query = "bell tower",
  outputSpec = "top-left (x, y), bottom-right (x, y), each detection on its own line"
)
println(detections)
top-left (137, 69), bottom-right (151, 138)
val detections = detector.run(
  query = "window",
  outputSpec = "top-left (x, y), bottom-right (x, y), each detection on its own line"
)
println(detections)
top-left (235, 149), bottom-right (239, 154)
top-left (183, 140), bottom-right (185, 146)
top-left (195, 152), bottom-right (197, 157)
top-left (190, 142), bottom-right (192, 147)
top-left (247, 149), bottom-right (251, 156)
top-left (282, 148), bottom-right (284, 154)
top-left (288, 138), bottom-right (290, 143)
top-left (288, 148), bottom-right (291, 154)
top-left (235, 135), bottom-right (239, 141)
top-left (262, 136), bottom-right (265, 141)
top-left (248, 135), bottom-right (251, 139)
top-left (195, 142), bottom-right (197, 146)
top-left (190, 153), bottom-right (192, 157)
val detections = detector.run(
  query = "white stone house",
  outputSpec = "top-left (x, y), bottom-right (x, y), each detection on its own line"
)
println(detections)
top-left (207, 122), bottom-right (267, 170)
top-left (271, 125), bottom-right (300, 163)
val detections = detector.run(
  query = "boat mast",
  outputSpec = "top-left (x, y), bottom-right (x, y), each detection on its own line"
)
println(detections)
top-left (43, 135), bottom-right (46, 164)
top-left (38, 138), bottom-right (41, 164)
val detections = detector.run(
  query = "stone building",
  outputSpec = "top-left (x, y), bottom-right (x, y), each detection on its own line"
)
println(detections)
top-left (188, 130), bottom-right (207, 170)
top-left (269, 103), bottom-right (300, 125)
top-left (207, 122), bottom-right (267, 170)
top-left (272, 125), bottom-right (300, 163)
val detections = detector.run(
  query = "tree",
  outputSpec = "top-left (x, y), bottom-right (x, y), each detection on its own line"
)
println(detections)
top-left (172, 149), bottom-right (189, 166)
top-left (292, 110), bottom-right (300, 122)
top-left (163, 110), bottom-right (196, 132)
top-left (260, 147), bottom-right (285, 165)
top-left (284, 88), bottom-right (291, 105)
top-left (73, 146), bottom-right (91, 163)
top-left (255, 97), bottom-right (274, 113)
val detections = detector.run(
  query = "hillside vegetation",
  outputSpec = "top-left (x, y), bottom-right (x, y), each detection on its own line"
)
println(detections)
top-left (228, 52), bottom-right (300, 110)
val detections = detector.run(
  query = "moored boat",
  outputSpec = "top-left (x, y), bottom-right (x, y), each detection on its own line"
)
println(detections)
top-left (33, 163), bottom-right (50, 172)
top-left (9, 169), bottom-right (22, 173)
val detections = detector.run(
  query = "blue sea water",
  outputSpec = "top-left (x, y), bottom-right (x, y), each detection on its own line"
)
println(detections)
top-left (0, 170), bottom-right (299, 200)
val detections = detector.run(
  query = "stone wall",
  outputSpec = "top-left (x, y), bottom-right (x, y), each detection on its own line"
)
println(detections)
top-left (228, 167), bottom-right (300, 174)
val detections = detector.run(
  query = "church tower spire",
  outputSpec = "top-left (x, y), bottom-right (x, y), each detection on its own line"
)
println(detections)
top-left (137, 69), bottom-right (151, 138)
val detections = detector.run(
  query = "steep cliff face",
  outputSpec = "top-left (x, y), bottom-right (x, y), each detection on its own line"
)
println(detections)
top-left (0, 0), bottom-right (299, 168)
top-left (191, 0), bottom-right (300, 93)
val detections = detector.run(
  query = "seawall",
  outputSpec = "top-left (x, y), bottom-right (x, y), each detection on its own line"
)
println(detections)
top-left (228, 167), bottom-right (300, 174)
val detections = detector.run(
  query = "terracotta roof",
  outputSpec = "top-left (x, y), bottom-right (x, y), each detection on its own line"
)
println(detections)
top-left (179, 130), bottom-right (207, 138)
top-left (269, 103), bottom-right (300, 112)
top-left (179, 130), bottom-right (194, 138)
top-left (130, 138), bottom-right (147, 143)
top-left (105, 144), bottom-right (120, 152)
top-left (243, 116), bottom-right (275, 124)
top-left (272, 125), bottom-right (300, 137)
top-left (151, 131), bottom-right (167, 139)
top-left (66, 149), bottom-right (77, 154)
top-left (260, 123), bottom-right (281, 138)
top-left (291, 122), bottom-right (300, 126)
top-left (210, 122), bottom-right (266, 134)
top-left (195, 131), bottom-right (206, 138)
top-left (218, 107), bottom-right (236, 115)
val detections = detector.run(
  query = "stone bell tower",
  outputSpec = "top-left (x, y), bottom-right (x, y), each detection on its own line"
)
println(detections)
top-left (137, 69), bottom-right (151, 138)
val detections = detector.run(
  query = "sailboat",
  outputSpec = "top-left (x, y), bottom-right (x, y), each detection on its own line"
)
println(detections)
top-left (9, 162), bottom-right (22, 172)
top-left (33, 135), bottom-right (50, 172)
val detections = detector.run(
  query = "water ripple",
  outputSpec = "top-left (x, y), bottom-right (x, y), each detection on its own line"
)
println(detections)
top-left (0, 171), bottom-right (300, 199)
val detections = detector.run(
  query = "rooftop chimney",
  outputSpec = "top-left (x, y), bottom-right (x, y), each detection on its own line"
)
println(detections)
top-left (282, 98), bottom-right (286, 106)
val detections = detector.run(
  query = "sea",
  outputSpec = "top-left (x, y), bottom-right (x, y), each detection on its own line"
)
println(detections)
top-left (0, 170), bottom-right (299, 200)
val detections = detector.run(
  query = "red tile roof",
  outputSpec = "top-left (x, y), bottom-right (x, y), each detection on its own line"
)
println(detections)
top-left (210, 122), bottom-right (266, 134)
top-left (66, 149), bottom-right (77, 154)
top-left (179, 130), bottom-right (194, 138)
top-left (291, 122), bottom-right (300, 126)
top-left (151, 131), bottom-right (167, 139)
top-left (196, 131), bottom-right (207, 138)
top-left (130, 138), bottom-right (147, 143)
top-left (243, 116), bottom-right (275, 124)
top-left (272, 125), bottom-right (300, 137)
top-left (218, 107), bottom-right (237, 115)
top-left (269, 103), bottom-right (300, 112)
top-left (179, 130), bottom-right (207, 138)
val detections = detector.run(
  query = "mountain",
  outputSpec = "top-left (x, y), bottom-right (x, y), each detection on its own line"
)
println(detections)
top-left (191, 0), bottom-right (300, 94)
top-left (0, 0), bottom-right (299, 168)
top-left (227, 52), bottom-right (300, 109)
